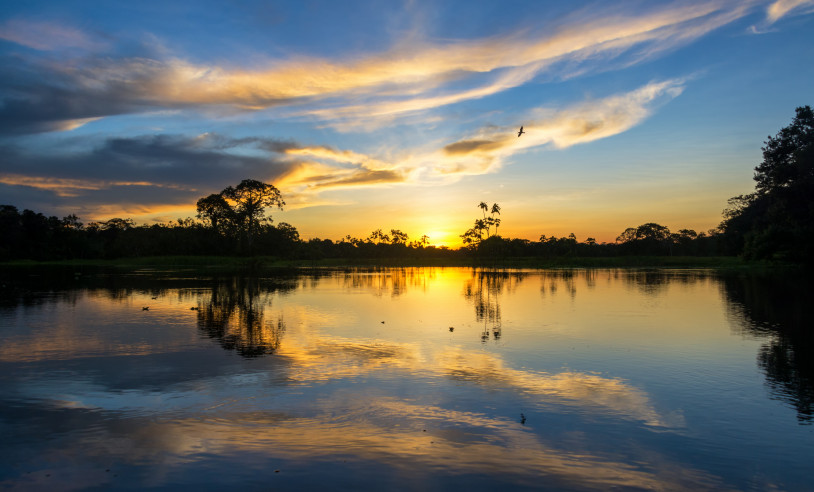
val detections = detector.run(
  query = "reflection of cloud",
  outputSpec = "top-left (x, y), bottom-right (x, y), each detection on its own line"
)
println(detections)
top-left (436, 347), bottom-right (677, 427)
top-left (122, 401), bottom-right (710, 490)
top-left (274, 329), bottom-right (678, 427)
top-left (1, 269), bottom-right (727, 490)
top-left (10, 393), bottom-right (716, 490)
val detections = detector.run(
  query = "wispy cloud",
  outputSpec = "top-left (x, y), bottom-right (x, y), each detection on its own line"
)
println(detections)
top-left (0, 19), bottom-right (107, 51)
top-left (411, 79), bottom-right (686, 178)
top-left (766, 0), bottom-right (814, 22)
top-left (0, 1), bottom-right (755, 135)
top-left (0, 79), bottom-right (684, 219)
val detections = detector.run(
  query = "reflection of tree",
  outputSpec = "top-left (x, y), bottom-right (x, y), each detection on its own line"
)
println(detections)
top-left (539, 270), bottom-right (578, 299)
top-left (723, 273), bottom-right (814, 423)
top-left (621, 270), bottom-right (710, 297)
top-left (624, 270), bottom-right (670, 296)
top-left (341, 268), bottom-right (435, 297)
top-left (464, 270), bottom-right (526, 342)
top-left (197, 276), bottom-right (295, 358)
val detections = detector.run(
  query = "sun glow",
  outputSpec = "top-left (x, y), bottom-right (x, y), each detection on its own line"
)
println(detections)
top-left (420, 230), bottom-right (460, 248)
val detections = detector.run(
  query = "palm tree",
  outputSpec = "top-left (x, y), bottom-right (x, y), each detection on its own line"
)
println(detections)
top-left (491, 203), bottom-right (501, 236)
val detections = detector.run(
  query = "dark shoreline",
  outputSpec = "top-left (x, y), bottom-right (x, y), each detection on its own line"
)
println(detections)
top-left (0, 255), bottom-right (791, 272)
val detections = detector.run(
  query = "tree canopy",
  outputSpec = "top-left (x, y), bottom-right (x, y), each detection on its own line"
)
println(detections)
top-left (721, 106), bottom-right (814, 261)
top-left (197, 179), bottom-right (284, 253)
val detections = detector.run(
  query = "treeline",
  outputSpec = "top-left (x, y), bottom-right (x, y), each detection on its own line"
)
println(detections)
top-left (1, 106), bottom-right (810, 264)
top-left (0, 203), bottom-right (727, 261)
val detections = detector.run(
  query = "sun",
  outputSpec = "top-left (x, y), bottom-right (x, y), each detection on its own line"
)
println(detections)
top-left (421, 230), bottom-right (462, 248)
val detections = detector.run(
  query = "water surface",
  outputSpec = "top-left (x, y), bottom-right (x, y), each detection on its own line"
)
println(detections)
top-left (1, 267), bottom-right (812, 491)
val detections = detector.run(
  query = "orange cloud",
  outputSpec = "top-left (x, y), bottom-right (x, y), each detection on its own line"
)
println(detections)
top-left (0, 174), bottom-right (195, 197)
top-left (30, 0), bottom-right (750, 133)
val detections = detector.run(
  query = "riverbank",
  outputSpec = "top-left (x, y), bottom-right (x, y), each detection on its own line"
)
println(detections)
top-left (0, 255), bottom-right (788, 272)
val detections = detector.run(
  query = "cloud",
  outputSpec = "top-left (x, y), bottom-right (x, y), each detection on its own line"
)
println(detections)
top-left (0, 19), bottom-right (107, 51)
top-left (427, 79), bottom-right (686, 177)
top-left (766, 0), bottom-right (814, 22)
top-left (0, 1), bottom-right (754, 135)
top-left (0, 76), bottom-right (685, 220)
top-left (444, 139), bottom-right (507, 156)
top-left (0, 133), bottom-right (409, 219)
top-left (0, 134), bottom-right (300, 218)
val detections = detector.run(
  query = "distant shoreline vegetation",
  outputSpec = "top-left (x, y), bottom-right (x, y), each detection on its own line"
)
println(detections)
top-left (0, 203), bottom-right (733, 264)
top-left (1, 106), bottom-right (811, 267)
top-left (0, 255), bottom-right (774, 272)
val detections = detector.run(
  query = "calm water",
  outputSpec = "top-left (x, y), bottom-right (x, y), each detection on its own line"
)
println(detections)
top-left (0, 267), bottom-right (812, 491)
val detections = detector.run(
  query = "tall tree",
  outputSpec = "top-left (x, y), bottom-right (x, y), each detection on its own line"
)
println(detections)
top-left (196, 179), bottom-right (285, 253)
top-left (754, 106), bottom-right (814, 195)
top-left (721, 106), bottom-right (814, 261)
top-left (196, 193), bottom-right (233, 235)
top-left (222, 179), bottom-right (285, 246)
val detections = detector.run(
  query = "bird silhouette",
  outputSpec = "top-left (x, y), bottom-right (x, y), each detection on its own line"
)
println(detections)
top-left (517, 126), bottom-right (525, 137)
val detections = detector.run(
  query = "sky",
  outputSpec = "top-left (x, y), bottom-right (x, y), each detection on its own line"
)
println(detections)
top-left (1, 0), bottom-right (812, 246)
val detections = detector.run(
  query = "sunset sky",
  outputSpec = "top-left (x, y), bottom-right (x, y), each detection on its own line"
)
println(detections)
top-left (1, 0), bottom-right (812, 246)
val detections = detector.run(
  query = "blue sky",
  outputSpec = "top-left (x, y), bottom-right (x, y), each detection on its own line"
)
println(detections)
top-left (1, 0), bottom-right (812, 245)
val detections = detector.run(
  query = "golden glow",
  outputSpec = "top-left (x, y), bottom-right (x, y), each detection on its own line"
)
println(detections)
top-left (0, 174), bottom-right (195, 198)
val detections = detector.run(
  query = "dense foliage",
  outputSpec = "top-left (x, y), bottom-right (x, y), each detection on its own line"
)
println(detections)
top-left (720, 106), bottom-right (814, 261)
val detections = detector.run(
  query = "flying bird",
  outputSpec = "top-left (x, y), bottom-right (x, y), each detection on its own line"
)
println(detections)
top-left (517, 126), bottom-right (525, 137)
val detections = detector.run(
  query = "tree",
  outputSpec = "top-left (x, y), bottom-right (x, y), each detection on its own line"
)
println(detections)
top-left (721, 106), bottom-right (814, 261)
top-left (197, 193), bottom-right (233, 235)
top-left (389, 229), bottom-right (408, 245)
top-left (196, 179), bottom-right (285, 254)
top-left (615, 223), bottom-right (673, 255)
top-left (222, 179), bottom-right (285, 250)
top-left (461, 202), bottom-right (502, 246)
top-left (754, 106), bottom-right (814, 195)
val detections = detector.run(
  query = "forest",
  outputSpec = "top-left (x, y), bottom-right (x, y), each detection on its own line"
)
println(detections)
top-left (1, 106), bottom-right (811, 264)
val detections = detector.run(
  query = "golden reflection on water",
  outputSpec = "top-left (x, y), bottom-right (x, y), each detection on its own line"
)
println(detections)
top-left (2, 267), bottom-right (792, 490)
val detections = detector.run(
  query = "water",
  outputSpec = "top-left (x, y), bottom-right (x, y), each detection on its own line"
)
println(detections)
top-left (0, 267), bottom-right (811, 491)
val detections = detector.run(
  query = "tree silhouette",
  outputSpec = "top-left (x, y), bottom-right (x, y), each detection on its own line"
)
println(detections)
top-left (721, 106), bottom-right (814, 261)
top-left (195, 179), bottom-right (284, 253)
top-left (461, 202), bottom-right (502, 248)
top-left (196, 193), bottom-right (233, 236)
top-left (222, 179), bottom-right (284, 251)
